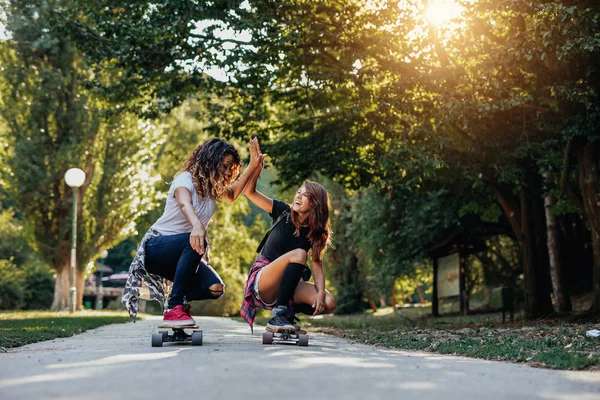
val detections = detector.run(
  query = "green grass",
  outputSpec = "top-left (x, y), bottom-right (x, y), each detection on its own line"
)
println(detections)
top-left (244, 307), bottom-right (600, 370)
top-left (0, 310), bottom-right (133, 349)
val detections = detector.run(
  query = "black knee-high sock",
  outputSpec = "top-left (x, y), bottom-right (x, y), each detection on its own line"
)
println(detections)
top-left (276, 262), bottom-right (305, 307)
top-left (294, 303), bottom-right (316, 315)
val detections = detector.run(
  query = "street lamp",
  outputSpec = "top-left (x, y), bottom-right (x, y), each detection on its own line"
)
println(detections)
top-left (96, 249), bottom-right (109, 310)
top-left (64, 168), bottom-right (85, 313)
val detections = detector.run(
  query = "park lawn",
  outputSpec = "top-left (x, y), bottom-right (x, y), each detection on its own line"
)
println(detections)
top-left (0, 310), bottom-right (134, 349)
top-left (250, 307), bottom-right (600, 371)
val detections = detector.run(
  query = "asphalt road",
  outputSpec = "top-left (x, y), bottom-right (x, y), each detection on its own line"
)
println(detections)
top-left (1, 316), bottom-right (599, 400)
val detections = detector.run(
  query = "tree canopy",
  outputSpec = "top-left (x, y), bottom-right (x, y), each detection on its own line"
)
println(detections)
top-left (1, 0), bottom-right (598, 316)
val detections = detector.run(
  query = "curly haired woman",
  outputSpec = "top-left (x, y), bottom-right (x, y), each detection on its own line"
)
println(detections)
top-left (123, 138), bottom-right (262, 325)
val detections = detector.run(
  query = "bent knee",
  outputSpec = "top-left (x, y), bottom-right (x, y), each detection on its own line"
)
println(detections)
top-left (208, 283), bottom-right (225, 299)
top-left (324, 294), bottom-right (336, 314)
top-left (288, 248), bottom-right (308, 264)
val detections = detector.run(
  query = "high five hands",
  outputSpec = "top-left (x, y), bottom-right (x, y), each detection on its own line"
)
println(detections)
top-left (248, 137), bottom-right (267, 171)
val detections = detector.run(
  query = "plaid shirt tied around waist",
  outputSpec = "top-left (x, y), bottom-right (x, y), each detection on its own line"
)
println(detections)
top-left (121, 228), bottom-right (172, 321)
top-left (240, 254), bottom-right (294, 334)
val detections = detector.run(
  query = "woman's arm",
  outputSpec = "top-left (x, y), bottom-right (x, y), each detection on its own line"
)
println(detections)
top-left (242, 153), bottom-right (273, 213)
top-left (174, 186), bottom-right (207, 254)
top-left (220, 138), bottom-right (261, 203)
top-left (311, 260), bottom-right (326, 315)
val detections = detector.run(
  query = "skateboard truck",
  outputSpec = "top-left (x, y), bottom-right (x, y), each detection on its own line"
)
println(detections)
top-left (152, 325), bottom-right (203, 347)
top-left (262, 329), bottom-right (309, 346)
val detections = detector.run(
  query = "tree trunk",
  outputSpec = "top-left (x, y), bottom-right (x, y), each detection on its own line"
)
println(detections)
top-left (51, 261), bottom-right (70, 310)
top-left (519, 187), bottom-right (538, 317)
top-left (51, 260), bottom-right (86, 311)
top-left (491, 175), bottom-right (553, 318)
top-left (331, 252), bottom-right (364, 314)
top-left (76, 268), bottom-right (84, 310)
top-left (544, 192), bottom-right (571, 313)
top-left (576, 141), bottom-right (600, 309)
top-left (591, 230), bottom-right (600, 310)
top-left (527, 176), bottom-right (554, 317)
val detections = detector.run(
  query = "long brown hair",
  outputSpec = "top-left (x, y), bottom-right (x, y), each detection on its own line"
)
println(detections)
top-left (291, 180), bottom-right (332, 263)
top-left (178, 138), bottom-right (242, 199)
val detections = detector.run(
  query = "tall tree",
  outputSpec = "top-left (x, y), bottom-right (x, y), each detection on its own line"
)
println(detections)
top-left (0, 0), bottom-right (163, 309)
top-left (39, 0), bottom-right (600, 315)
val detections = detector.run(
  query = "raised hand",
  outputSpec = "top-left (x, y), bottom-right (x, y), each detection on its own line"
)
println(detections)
top-left (248, 137), bottom-right (268, 170)
top-left (248, 137), bottom-right (260, 169)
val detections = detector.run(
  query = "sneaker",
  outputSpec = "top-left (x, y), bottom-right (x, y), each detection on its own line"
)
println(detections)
top-left (184, 302), bottom-right (193, 318)
top-left (163, 304), bottom-right (195, 326)
top-left (266, 306), bottom-right (295, 332)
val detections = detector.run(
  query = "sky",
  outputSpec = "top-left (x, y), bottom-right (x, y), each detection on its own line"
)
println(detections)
top-left (0, 6), bottom-right (248, 80)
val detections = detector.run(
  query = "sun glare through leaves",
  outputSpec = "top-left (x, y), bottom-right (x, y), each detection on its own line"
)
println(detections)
top-left (425, 0), bottom-right (464, 27)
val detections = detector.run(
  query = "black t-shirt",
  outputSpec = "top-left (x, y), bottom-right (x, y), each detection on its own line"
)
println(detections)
top-left (260, 199), bottom-right (311, 262)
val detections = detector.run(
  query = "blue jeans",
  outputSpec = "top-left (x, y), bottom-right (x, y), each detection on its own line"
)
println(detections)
top-left (145, 233), bottom-right (223, 309)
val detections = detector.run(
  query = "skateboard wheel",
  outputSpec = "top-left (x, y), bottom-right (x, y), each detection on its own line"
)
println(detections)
top-left (191, 331), bottom-right (203, 346)
top-left (262, 331), bottom-right (274, 345)
top-left (298, 334), bottom-right (309, 347)
top-left (151, 333), bottom-right (164, 347)
top-left (159, 330), bottom-right (168, 341)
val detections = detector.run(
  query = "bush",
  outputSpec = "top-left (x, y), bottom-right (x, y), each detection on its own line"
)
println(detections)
top-left (334, 283), bottom-right (365, 315)
top-left (0, 261), bottom-right (54, 310)
top-left (22, 264), bottom-right (54, 309)
top-left (0, 207), bottom-right (53, 310)
top-left (0, 208), bottom-right (35, 267)
top-left (0, 260), bottom-right (26, 310)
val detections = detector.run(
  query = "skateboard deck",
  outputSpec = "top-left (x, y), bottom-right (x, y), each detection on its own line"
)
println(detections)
top-left (266, 326), bottom-right (307, 335)
top-left (158, 324), bottom-right (199, 329)
top-left (152, 325), bottom-right (203, 347)
top-left (262, 329), bottom-right (309, 346)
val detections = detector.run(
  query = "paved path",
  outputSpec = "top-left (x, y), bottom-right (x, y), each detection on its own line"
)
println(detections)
top-left (1, 316), bottom-right (599, 400)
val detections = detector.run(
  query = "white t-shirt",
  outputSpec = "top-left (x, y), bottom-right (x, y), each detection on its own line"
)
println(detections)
top-left (151, 172), bottom-right (216, 236)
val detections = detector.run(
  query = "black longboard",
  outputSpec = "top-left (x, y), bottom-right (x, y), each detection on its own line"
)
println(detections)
top-left (152, 325), bottom-right (203, 347)
top-left (262, 329), bottom-right (309, 346)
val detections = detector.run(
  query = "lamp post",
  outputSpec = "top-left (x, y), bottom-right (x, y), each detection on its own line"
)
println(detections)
top-left (64, 168), bottom-right (86, 313)
top-left (96, 249), bottom-right (108, 310)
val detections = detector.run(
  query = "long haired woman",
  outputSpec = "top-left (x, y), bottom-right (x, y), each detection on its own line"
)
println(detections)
top-left (240, 143), bottom-right (336, 332)
top-left (123, 138), bottom-right (262, 325)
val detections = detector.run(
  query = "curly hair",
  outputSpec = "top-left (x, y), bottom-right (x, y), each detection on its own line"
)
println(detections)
top-left (177, 138), bottom-right (242, 199)
top-left (291, 180), bottom-right (332, 263)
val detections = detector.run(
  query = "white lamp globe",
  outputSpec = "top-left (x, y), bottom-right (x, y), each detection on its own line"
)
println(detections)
top-left (101, 250), bottom-right (108, 259)
top-left (64, 168), bottom-right (86, 188)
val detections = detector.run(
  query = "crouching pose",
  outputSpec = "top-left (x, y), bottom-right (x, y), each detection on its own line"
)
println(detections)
top-left (240, 145), bottom-right (336, 333)
top-left (123, 138), bottom-right (262, 325)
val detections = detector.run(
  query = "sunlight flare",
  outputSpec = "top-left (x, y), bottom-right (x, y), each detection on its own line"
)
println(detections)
top-left (425, 0), bottom-right (464, 26)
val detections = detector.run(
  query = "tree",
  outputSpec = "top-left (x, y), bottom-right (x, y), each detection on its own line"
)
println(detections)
top-left (432, 0), bottom-right (599, 314)
top-left (35, 0), bottom-right (600, 315)
top-left (0, 0), bottom-right (163, 309)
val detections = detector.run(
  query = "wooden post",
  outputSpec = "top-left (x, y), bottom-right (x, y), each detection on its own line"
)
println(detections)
top-left (416, 285), bottom-right (426, 304)
top-left (369, 299), bottom-right (378, 311)
top-left (432, 257), bottom-right (439, 317)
